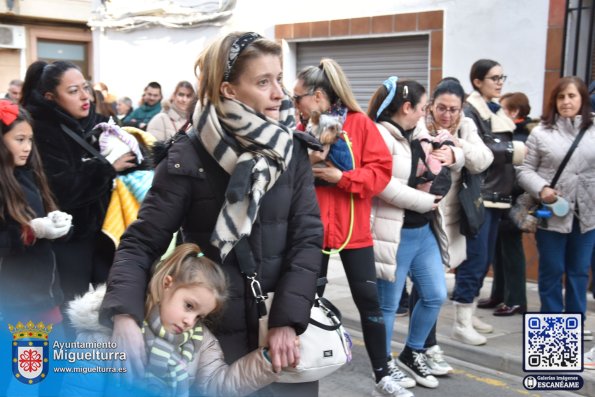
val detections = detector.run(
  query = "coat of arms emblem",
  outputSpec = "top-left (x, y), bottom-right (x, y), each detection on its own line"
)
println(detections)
top-left (9, 321), bottom-right (52, 385)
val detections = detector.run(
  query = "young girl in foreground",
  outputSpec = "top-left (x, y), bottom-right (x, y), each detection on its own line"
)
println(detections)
top-left (66, 243), bottom-right (278, 396)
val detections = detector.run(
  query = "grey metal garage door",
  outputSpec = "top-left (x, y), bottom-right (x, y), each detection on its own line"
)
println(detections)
top-left (296, 35), bottom-right (429, 111)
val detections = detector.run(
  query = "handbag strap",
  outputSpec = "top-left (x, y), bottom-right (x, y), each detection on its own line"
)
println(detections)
top-left (550, 126), bottom-right (588, 189)
top-left (60, 124), bottom-right (110, 166)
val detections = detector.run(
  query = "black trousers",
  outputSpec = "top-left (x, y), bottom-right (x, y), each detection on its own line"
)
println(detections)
top-left (319, 246), bottom-right (388, 378)
top-left (490, 225), bottom-right (527, 307)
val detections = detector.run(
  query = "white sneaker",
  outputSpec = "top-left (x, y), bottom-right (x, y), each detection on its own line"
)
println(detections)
top-left (425, 345), bottom-right (454, 376)
top-left (372, 376), bottom-right (414, 397)
top-left (387, 357), bottom-right (416, 388)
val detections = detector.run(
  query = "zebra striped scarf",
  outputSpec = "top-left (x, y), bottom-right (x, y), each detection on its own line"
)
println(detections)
top-left (143, 307), bottom-right (204, 397)
top-left (193, 96), bottom-right (295, 260)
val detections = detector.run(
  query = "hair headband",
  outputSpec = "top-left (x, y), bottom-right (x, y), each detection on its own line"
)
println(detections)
top-left (0, 100), bottom-right (19, 126)
top-left (376, 76), bottom-right (398, 121)
top-left (223, 32), bottom-right (263, 82)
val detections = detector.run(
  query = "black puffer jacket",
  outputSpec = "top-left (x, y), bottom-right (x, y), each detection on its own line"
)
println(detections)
top-left (100, 132), bottom-right (323, 363)
top-left (25, 94), bottom-right (115, 240)
top-left (464, 91), bottom-right (525, 207)
top-left (0, 168), bottom-right (63, 315)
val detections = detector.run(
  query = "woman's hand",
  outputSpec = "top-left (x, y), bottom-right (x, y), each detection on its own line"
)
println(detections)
top-left (312, 163), bottom-right (343, 184)
top-left (112, 152), bottom-right (137, 172)
top-left (309, 144), bottom-right (330, 165)
top-left (433, 146), bottom-right (455, 166)
top-left (112, 314), bottom-right (146, 377)
top-left (540, 186), bottom-right (558, 204)
top-left (266, 326), bottom-right (300, 373)
top-left (437, 129), bottom-right (460, 147)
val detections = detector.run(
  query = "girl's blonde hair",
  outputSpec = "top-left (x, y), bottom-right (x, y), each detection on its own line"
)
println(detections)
top-left (145, 243), bottom-right (228, 320)
top-left (296, 58), bottom-right (362, 113)
top-left (194, 31), bottom-right (282, 116)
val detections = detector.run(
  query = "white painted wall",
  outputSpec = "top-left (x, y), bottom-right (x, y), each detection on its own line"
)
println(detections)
top-left (92, 0), bottom-right (550, 116)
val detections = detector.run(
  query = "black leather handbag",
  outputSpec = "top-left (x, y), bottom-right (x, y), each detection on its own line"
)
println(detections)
top-left (458, 167), bottom-right (485, 237)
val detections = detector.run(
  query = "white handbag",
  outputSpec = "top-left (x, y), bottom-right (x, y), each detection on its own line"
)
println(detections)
top-left (259, 293), bottom-right (352, 383)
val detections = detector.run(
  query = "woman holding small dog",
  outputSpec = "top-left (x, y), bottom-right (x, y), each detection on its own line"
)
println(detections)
top-left (293, 60), bottom-right (414, 397)
top-left (516, 76), bottom-right (595, 325)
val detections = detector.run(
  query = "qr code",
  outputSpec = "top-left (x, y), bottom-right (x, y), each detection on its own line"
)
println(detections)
top-left (523, 313), bottom-right (582, 371)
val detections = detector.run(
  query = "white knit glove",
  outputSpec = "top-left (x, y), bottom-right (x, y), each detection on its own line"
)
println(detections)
top-left (29, 212), bottom-right (72, 240)
top-left (48, 210), bottom-right (73, 229)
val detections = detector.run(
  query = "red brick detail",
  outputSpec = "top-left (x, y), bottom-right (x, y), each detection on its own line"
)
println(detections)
top-left (548, 0), bottom-right (566, 27)
top-left (311, 21), bottom-right (330, 37)
top-left (418, 10), bottom-right (443, 30)
top-left (330, 19), bottom-right (350, 36)
top-left (372, 15), bottom-right (394, 34)
top-left (395, 13), bottom-right (418, 32)
top-left (294, 22), bottom-right (311, 39)
top-left (351, 17), bottom-right (371, 35)
top-left (430, 30), bottom-right (443, 68)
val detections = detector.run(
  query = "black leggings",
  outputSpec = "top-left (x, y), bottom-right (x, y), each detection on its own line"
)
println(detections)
top-left (319, 246), bottom-right (388, 380)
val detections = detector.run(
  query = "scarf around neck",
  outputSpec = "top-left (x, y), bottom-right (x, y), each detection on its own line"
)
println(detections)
top-left (143, 306), bottom-right (204, 397)
top-left (466, 91), bottom-right (515, 133)
top-left (193, 95), bottom-right (295, 260)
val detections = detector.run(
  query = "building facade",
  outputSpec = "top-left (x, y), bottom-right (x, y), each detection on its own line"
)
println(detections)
top-left (0, 0), bottom-right (93, 91)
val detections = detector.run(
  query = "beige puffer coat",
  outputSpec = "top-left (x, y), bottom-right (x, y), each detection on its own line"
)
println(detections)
top-left (415, 116), bottom-right (493, 268)
top-left (516, 115), bottom-right (595, 234)
top-left (146, 101), bottom-right (188, 141)
top-left (371, 121), bottom-right (449, 281)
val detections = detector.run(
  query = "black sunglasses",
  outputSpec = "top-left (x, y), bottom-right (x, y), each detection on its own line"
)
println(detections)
top-left (292, 91), bottom-right (314, 103)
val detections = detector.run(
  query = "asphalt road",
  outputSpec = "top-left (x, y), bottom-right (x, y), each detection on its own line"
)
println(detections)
top-left (319, 327), bottom-right (582, 397)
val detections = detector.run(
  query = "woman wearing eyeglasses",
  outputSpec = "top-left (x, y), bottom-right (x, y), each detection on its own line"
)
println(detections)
top-left (409, 78), bottom-right (493, 361)
top-left (369, 77), bottom-right (452, 390)
top-left (450, 59), bottom-right (526, 345)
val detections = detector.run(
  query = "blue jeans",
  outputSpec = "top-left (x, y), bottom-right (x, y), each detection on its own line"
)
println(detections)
top-left (377, 224), bottom-right (447, 352)
top-left (452, 208), bottom-right (503, 303)
top-left (536, 218), bottom-right (595, 314)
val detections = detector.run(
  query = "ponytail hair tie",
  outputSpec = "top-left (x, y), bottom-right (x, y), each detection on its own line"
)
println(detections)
top-left (196, 252), bottom-right (204, 258)
top-left (376, 76), bottom-right (398, 121)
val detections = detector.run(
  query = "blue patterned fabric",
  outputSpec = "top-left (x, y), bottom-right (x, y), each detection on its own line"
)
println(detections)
top-left (119, 170), bottom-right (154, 203)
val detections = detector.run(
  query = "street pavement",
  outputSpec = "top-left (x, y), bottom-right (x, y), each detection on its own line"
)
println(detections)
top-left (323, 257), bottom-right (595, 397)
top-left (320, 327), bottom-right (580, 397)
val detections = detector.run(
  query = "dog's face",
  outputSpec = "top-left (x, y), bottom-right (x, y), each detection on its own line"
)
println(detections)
top-left (309, 112), bottom-right (342, 145)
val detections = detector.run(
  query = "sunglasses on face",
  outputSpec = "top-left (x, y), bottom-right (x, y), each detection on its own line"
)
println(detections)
top-left (292, 91), bottom-right (314, 103)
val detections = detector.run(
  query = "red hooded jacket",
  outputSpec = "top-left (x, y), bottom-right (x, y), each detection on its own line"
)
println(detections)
top-left (315, 112), bottom-right (392, 249)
